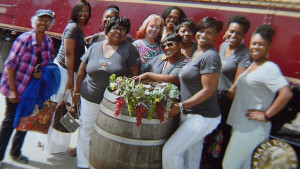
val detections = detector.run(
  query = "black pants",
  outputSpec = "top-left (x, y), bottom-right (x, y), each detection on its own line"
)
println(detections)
top-left (0, 97), bottom-right (27, 161)
top-left (201, 92), bottom-right (233, 169)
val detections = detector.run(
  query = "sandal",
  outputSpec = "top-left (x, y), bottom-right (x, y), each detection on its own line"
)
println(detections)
top-left (12, 154), bottom-right (29, 164)
top-left (37, 141), bottom-right (44, 148)
top-left (70, 147), bottom-right (77, 157)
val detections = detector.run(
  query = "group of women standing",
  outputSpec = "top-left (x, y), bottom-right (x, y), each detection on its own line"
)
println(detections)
top-left (0, 0), bottom-right (293, 169)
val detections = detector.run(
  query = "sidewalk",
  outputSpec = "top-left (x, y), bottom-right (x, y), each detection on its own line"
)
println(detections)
top-left (0, 93), bottom-right (78, 169)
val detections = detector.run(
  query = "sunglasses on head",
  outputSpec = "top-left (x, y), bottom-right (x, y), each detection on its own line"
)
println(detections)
top-left (161, 41), bottom-right (176, 50)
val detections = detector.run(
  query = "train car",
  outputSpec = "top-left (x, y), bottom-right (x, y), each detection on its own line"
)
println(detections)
top-left (0, 0), bottom-right (299, 82)
top-left (0, 0), bottom-right (299, 165)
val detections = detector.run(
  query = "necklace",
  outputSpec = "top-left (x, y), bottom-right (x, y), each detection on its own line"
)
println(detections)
top-left (143, 39), bottom-right (158, 48)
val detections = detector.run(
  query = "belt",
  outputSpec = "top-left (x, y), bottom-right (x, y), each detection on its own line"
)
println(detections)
top-left (218, 91), bottom-right (228, 95)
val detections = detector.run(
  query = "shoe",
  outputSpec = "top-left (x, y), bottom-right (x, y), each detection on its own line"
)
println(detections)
top-left (37, 141), bottom-right (44, 148)
top-left (70, 147), bottom-right (77, 157)
top-left (12, 154), bottom-right (29, 164)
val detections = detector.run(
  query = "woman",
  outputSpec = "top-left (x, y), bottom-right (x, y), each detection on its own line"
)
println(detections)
top-left (86, 4), bottom-right (134, 46)
top-left (175, 18), bottom-right (197, 59)
top-left (218, 15), bottom-right (251, 117)
top-left (134, 33), bottom-right (186, 85)
top-left (73, 17), bottom-right (141, 169)
top-left (0, 9), bottom-right (55, 164)
top-left (202, 15), bottom-right (252, 167)
top-left (161, 6), bottom-right (186, 40)
top-left (162, 17), bottom-right (223, 169)
top-left (133, 14), bottom-right (164, 73)
top-left (222, 24), bottom-right (293, 169)
top-left (46, 0), bottom-right (91, 155)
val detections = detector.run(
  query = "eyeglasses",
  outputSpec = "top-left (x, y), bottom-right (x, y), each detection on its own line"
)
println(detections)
top-left (111, 27), bottom-right (127, 33)
top-left (161, 41), bottom-right (176, 50)
top-left (167, 15), bottom-right (179, 21)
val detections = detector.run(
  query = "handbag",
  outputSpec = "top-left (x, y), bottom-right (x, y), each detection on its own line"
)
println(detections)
top-left (53, 89), bottom-right (80, 133)
top-left (16, 100), bottom-right (57, 134)
top-left (60, 105), bottom-right (80, 133)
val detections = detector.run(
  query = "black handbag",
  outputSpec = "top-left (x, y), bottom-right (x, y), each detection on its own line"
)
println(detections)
top-left (59, 105), bottom-right (80, 133)
top-left (53, 89), bottom-right (80, 133)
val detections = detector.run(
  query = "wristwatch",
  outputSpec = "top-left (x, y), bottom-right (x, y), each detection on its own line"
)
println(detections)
top-left (179, 102), bottom-right (184, 113)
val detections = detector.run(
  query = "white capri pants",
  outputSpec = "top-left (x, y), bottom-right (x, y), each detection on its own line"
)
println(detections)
top-left (222, 124), bottom-right (271, 169)
top-left (46, 59), bottom-right (75, 154)
top-left (77, 97), bottom-right (99, 168)
top-left (163, 113), bottom-right (221, 169)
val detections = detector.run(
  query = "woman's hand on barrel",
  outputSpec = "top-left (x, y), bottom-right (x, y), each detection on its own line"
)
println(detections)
top-left (133, 73), bottom-right (149, 83)
top-left (169, 102), bottom-right (181, 118)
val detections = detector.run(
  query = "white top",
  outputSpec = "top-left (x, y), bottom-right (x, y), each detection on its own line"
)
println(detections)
top-left (227, 61), bottom-right (288, 132)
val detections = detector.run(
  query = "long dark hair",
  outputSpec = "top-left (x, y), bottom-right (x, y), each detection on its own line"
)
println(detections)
top-left (70, 0), bottom-right (92, 25)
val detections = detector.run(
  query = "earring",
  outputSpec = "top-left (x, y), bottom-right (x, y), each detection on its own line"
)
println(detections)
top-left (223, 35), bottom-right (228, 42)
top-left (240, 38), bottom-right (244, 45)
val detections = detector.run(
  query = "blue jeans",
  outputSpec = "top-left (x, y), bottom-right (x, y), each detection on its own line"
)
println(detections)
top-left (0, 97), bottom-right (27, 161)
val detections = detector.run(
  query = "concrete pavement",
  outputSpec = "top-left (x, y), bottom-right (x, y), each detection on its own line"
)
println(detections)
top-left (0, 93), bottom-right (78, 169)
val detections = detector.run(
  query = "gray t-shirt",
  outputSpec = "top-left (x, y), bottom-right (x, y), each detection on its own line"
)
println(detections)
top-left (56, 22), bottom-right (86, 72)
top-left (227, 61), bottom-right (288, 132)
top-left (80, 41), bottom-right (141, 104)
top-left (146, 54), bottom-right (187, 76)
top-left (218, 42), bottom-right (251, 91)
top-left (179, 47), bottom-right (221, 117)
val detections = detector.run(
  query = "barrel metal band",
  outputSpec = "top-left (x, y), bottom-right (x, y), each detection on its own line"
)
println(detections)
top-left (94, 123), bottom-right (166, 146)
top-left (104, 88), bottom-right (117, 102)
top-left (99, 103), bottom-right (162, 124)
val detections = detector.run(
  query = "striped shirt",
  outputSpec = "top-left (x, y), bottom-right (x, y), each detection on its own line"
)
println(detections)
top-left (0, 30), bottom-right (54, 99)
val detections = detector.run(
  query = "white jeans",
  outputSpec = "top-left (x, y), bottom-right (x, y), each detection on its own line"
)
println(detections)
top-left (77, 97), bottom-right (99, 168)
top-left (222, 124), bottom-right (271, 169)
top-left (163, 114), bottom-right (221, 169)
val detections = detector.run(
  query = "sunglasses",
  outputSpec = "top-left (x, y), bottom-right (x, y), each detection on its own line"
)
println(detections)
top-left (161, 41), bottom-right (176, 50)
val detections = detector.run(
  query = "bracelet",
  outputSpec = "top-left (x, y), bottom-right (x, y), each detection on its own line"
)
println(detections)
top-left (179, 102), bottom-right (184, 113)
top-left (264, 112), bottom-right (270, 122)
top-left (74, 92), bottom-right (80, 96)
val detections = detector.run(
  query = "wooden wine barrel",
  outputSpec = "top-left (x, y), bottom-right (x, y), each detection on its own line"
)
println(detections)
top-left (89, 88), bottom-right (177, 169)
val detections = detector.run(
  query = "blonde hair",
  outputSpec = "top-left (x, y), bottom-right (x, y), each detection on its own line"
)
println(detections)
top-left (136, 14), bottom-right (164, 43)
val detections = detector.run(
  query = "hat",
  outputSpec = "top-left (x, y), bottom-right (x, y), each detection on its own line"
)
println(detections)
top-left (36, 9), bottom-right (55, 19)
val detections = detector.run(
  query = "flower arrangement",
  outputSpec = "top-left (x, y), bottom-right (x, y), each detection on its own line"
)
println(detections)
top-left (109, 74), bottom-right (180, 127)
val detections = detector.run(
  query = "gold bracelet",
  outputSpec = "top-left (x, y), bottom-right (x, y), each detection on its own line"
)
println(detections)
top-left (74, 93), bottom-right (80, 96)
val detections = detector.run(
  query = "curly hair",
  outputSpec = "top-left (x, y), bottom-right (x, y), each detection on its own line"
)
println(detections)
top-left (175, 17), bottom-right (197, 35)
top-left (252, 24), bottom-right (275, 44)
top-left (226, 15), bottom-right (251, 34)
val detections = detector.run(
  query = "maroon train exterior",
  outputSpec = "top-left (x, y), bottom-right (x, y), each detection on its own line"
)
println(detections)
top-left (0, 0), bottom-right (299, 83)
top-left (0, 0), bottom-right (300, 161)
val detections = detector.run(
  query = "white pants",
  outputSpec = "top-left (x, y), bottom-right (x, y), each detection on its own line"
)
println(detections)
top-left (46, 60), bottom-right (76, 154)
top-left (77, 97), bottom-right (99, 168)
top-left (163, 114), bottom-right (221, 169)
top-left (222, 125), bottom-right (271, 169)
